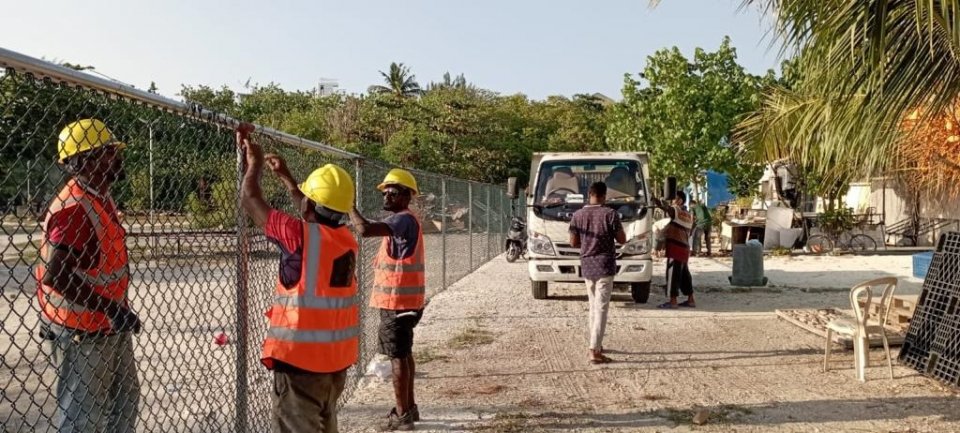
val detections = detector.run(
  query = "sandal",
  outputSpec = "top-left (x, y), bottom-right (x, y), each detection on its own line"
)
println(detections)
top-left (590, 354), bottom-right (613, 364)
top-left (657, 302), bottom-right (677, 309)
top-left (678, 301), bottom-right (696, 308)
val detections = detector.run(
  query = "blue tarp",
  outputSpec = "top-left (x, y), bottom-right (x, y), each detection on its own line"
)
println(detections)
top-left (685, 171), bottom-right (735, 208)
top-left (705, 171), bottom-right (734, 207)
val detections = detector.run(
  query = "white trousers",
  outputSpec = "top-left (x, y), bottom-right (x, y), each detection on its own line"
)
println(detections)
top-left (585, 276), bottom-right (614, 351)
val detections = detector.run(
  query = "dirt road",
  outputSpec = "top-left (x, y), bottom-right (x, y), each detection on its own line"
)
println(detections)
top-left (341, 255), bottom-right (960, 432)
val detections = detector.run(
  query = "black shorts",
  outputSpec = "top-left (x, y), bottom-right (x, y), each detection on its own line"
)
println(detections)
top-left (378, 308), bottom-right (423, 359)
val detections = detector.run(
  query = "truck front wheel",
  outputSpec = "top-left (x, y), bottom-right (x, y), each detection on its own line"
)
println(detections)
top-left (532, 281), bottom-right (548, 299)
top-left (631, 282), bottom-right (651, 303)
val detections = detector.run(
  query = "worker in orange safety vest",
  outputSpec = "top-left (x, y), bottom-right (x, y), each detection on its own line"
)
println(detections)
top-left (36, 118), bottom-right (141, 433)
top-left (237, 124), bottom-right (358, 433)
top-left (350, 168), bottom-right (425, 431)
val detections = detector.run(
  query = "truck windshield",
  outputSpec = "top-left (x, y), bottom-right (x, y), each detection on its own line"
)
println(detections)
top-left (533, 159), bottom-right (647, 222)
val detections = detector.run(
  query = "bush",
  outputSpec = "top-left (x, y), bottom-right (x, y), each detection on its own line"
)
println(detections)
top-left (184, 162), bottom-right (238, 229)
top-left (818, 207), bottom-right (855, 237)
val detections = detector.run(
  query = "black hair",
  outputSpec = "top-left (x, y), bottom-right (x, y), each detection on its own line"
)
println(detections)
top-left (588, 182), bottom-right (607, 197)
top-left (313, 204), bottom-right (346, 227)
top-left (676, 190), bottom-right (687, 202)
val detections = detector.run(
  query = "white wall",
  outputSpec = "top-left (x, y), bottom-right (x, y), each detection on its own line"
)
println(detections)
top-left (865, 178), bottom-right (960, 246)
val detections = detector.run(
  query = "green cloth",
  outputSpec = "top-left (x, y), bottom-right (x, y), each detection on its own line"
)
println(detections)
top-left (692, 203), bottom-right (712, 228)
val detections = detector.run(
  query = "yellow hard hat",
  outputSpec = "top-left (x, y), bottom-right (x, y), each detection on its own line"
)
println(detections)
top-left (57, 119), bottom-right (126, 162)
top-left (299, 164), bottom-right (355, 214)
top-left (378, 168), bottom-right (419, 196)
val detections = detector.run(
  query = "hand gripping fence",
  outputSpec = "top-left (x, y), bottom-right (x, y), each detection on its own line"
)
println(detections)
top-left (0, 47), bottom-right (510, 432)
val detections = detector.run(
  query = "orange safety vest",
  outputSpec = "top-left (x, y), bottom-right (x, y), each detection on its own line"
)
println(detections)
top-left (370, 211), bottom-right (425, 310)
top-left (36, 179), bottom-right (130, 332)
top-left (261, 222), bottom-right (359, 373)
top-left (663, 205), bottom-right (694, 247)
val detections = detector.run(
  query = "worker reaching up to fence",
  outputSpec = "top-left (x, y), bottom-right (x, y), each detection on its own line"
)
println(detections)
top-left (36, 119), bottom-right (141, 433)
top-left (236, 124), bottom-right (359, 433)
top-left (350, 169), bottom-right (425, 431)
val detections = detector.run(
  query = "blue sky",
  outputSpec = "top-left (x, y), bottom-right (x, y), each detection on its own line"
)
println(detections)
top-left (3, 0), bottom-right (781, 101)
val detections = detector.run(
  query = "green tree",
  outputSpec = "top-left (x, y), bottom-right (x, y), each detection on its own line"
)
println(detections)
top-left (731, 1), bottom-right (960, 188)
top-left (428, 72), bottom-right (471, 91)
top-left (179, 85), bottom-right (239, 114)
top-left (368, 62), bottom-right (422, 99)
top-left (607, 37), bottom-right (767, 196)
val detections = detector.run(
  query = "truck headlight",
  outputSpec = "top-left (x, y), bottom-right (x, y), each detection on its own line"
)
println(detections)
top-left (621, 232), bottom-right (652, 256)
top-left (528, 232), bottom-right (556, 256)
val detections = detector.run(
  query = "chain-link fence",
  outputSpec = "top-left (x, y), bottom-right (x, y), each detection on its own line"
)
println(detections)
top-left (0, 47), bottom-right (510, 432)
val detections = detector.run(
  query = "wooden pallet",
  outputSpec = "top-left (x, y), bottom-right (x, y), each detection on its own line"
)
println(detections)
top-left (775, 308), bottom-right (906, 349)
top-left (858, 294), bottom-right (918, 332)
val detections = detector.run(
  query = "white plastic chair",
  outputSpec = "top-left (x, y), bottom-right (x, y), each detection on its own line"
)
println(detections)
top-left (823, 277), bottom-right (897, 382)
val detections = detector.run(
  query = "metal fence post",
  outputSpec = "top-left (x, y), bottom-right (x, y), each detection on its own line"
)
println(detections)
top-left (234, 141), bottom-right (250, 433)
top-left (499, 191), bottom-right (505, 249)
top-left (352, 158), bottom-right (368, 373)
top-left (468, 182), bottom-right (473, 271)
top-left (441, 178), bottom-right (447, 291)
top-left (486, 186), bottom-right (491, 261)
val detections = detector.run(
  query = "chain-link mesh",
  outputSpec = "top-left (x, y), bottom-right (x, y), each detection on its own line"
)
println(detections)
top-left (1, 52), bottom-right (511, 432)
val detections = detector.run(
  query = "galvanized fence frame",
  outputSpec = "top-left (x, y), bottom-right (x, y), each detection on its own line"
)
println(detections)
top-left (0, 47), bottom-right (509, 432)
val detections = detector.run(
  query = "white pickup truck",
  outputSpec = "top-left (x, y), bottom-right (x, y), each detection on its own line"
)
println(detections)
top-left (508, 152), bottom-right (654, 302)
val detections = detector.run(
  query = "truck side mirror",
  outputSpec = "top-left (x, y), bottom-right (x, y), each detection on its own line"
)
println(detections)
top-left (507, 177), bottom-right (519, 199)
top-left (663, 177), bottom-right (677, 200)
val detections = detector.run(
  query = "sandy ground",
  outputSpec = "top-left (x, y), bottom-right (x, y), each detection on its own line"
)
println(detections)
top-left (0, 231), bottom-right (498, 433)
top-left (340, 254), bottom-right (960, 433)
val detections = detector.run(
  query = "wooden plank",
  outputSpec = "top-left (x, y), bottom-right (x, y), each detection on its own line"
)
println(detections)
top-left (893, 294), bottom-right (919, 312)
top-left (856, 298), bottom-right (916, 333)
top-left (775, 309), bottom-right (906, 349)
top-left (775, 308), bottom-right (832, 338)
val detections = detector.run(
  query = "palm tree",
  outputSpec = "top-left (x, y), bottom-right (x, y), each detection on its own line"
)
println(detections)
top-left (727, 1), bottom-right (960, 183)
top-left (428, 72), bottom-right (472, 91)
top-left (368, 62), bottom-right (422, 98)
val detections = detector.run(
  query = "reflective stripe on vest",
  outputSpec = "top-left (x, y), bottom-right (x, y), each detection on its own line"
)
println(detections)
top-left (374, 285), bottom-right (426, 296)
top-left (370, 211), bottom-right (426, 310)
top-left (267, 326), bottom-right (361, 343)
top-left (261, 222), bottom-right (360, 373)
top-left (35, 180), bottom-right (129, 332)
top-left (376, 263), bottom-right (425, 272)
top-left (41, 290), bottom-right (88, 312)
top-left (73, 267), bottom-right (129, 286)
top-left (274, 293), bottom-right (357, 309)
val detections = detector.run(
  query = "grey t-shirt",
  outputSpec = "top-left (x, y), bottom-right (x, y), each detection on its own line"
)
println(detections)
top-left (569, 205), bottom-right (623, 280)
top-left (383, 212), bottom-right (419, 260)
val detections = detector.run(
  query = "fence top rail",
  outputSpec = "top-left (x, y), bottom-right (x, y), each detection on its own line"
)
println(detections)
top-left (0, 46), bottom-right (361, 160)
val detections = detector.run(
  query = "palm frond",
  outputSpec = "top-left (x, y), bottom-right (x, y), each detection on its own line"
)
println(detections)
top-left (732, 1), bottom-right (960, 190)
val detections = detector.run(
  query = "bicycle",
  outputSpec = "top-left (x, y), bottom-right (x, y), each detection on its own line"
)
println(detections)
top-left (805, 229), bottom-right (878, 254)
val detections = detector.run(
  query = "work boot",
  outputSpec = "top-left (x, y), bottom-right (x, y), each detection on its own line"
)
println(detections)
top-left (380, 408), bottom-right (414, 431)
top-left (411, 404), bottom-right (420, 422)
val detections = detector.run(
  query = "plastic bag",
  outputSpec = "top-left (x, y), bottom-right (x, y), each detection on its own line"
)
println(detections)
top-left (365, 354), bottom-right (392, 380)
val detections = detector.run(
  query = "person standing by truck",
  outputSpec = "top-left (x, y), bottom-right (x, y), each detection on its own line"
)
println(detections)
top-left (690, 199), bottom-right (713, 257)
top-left (654, 191), bottom-right (696, 309)
top-left (569, 182), bottom-right (626, 364)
